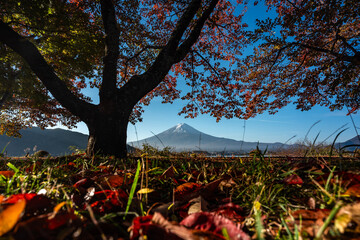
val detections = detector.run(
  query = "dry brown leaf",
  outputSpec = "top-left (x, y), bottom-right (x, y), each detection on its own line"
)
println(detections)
top-left (286, 209), bottom-right (330, 237)
top-left (174, 182), bottom-right (202, 200)
top-left (219, 178), bottom-right (237, 191)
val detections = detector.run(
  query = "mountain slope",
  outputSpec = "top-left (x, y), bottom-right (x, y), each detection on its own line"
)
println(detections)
top-left (128, 123), bottom-right (286, 153)
top-left (336, 135), bottom-right (360, 151)
top-left (0, 128), bottom-right (88, 156)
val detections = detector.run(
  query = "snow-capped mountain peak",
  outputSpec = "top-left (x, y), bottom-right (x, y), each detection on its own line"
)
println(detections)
top-left (172, 123), bottom-right (200, 134)
top-left (128, 123), bottom-right (291, 152)
top-left (173, 123), bottom-right (186, 133)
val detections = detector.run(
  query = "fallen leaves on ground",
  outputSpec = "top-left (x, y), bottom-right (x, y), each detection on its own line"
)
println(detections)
top-left (283, 174), bottom-right (304, 185)
top-left (0, 170), bottom-right (15, 178)
top-left (1, 156), bottom-right (360, 239)
top-left (335, 202), bottom-right (360, 234)
top-left (0, 199), bottom-right (25, 236)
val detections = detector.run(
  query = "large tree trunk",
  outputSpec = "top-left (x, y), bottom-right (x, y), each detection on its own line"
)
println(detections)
top-left (0, 0), bottom-right (219, 159)
top-left (85, 109), bottom-right (130, 158)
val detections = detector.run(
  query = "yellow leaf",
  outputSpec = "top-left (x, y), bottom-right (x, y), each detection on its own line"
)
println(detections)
top-left (137, 188), bottom-right (154, 194)
top-left (335, 212), bottom-right (351, 233)
top-left (335, 203), bottom-right (360, 234)
top-left (0, 199), bottom-right (26, 236)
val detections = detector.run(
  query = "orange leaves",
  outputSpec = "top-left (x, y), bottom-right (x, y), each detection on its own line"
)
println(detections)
top-left (131, 0), bottom-right (249, 123)
top-left (0, 199), bottom-right (26, 236)
top-left (0, 193), bottom-right (78, 238)
top-left (174, 182), bottom-right (202, 200)
top-left (98, 175), bottom-right (125, 188)
top-left (343, 184), bottom-right (360, 197)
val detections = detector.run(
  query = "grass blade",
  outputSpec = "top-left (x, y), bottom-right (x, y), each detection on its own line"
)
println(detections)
top-left (330, 128), bottom-right (348, 157)
top-left (1, 141), bottom-right (10, 155)
top-left (124, 160), bottom-right (141, 219)
top-left (315, 201), bottom-right (342, 239)
top-left (280, 214), bottom-right (293, 240)
top-left (7, 162), bottom-right (19, 173)
top-left (304, 120), bottom-right (321, 143)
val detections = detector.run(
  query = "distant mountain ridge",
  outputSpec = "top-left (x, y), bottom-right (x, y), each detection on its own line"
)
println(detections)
top-left (0, 128), bottom-right (88, 156)
top-left (336, 135), bottom-right (360, 151)
top-left (128, 123), bottom-right (287, 153)
top-left (2, 125), bottom-right (358, 156)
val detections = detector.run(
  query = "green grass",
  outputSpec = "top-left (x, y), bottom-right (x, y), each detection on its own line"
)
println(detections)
top-left (0, 148), bottom-right (359, 239)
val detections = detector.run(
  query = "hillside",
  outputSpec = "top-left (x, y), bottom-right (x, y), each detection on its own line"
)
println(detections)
top-left (0, 127), bottom-right (88, 156)
top-left (336, 135), bottom-right (360, 151)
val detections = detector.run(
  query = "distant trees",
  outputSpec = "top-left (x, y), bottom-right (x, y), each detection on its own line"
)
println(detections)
top-left (0, 0), bottom-right (358, 157)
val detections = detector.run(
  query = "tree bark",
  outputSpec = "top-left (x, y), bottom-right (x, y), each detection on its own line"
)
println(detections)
top-left (85, 105), bottom-right (131, 158)
top-left (0, 1), bottom-right (220, 158)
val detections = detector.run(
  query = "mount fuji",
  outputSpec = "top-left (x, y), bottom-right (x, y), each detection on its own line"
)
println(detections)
top-left (128, 123), bottom-right (286, 153)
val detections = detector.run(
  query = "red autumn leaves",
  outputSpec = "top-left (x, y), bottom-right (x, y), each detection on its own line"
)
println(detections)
top-left (1, 157), bottom-right (360, 239)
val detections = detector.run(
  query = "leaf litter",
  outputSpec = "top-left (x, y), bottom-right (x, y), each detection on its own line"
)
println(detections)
top-left (0, 155), bottom-right (360, 239)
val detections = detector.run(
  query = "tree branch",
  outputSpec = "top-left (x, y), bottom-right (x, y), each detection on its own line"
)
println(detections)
top-left (166, 0), bottom-right (202, 52)
top-left (337, 34), bottom-right (359, 55)
top-left (118, 0), bottom-right (207, 106)
top-left (123, 45), bottom-right (164, 81)
top-left (99, 0), bottom-right (120, 102)
top-left (290, 41), bottom-right (360, 66)
top-left (193, 50), bottom-right (237, 103)
top-left (0, 20), bottom-right (95, 119)
top-left (175, 0), bottom-right (220, 62)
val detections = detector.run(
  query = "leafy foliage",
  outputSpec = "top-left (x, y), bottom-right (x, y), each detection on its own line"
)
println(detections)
top-left (236, 0), bottom-right (360, 118)
top-left (0, 0), bottom-right (103, 135)
top-left (0, 0), bottom-right (249, 132)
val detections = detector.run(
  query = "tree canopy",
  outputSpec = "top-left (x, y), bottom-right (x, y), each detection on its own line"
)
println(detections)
top-left (0, 0), bottom-right (103, 136)
top-left (0, 0), bottom-right (359, 157)
top-left (236, 0), bottom-right (360, 118)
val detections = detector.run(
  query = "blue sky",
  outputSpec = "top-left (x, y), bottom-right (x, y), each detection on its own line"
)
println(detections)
top-left (66, 88), bottom-right (359, 144)
top-left (126, 98), bottom-right (360, 144)
top-left (50, 1), bottom-right (360, 144)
